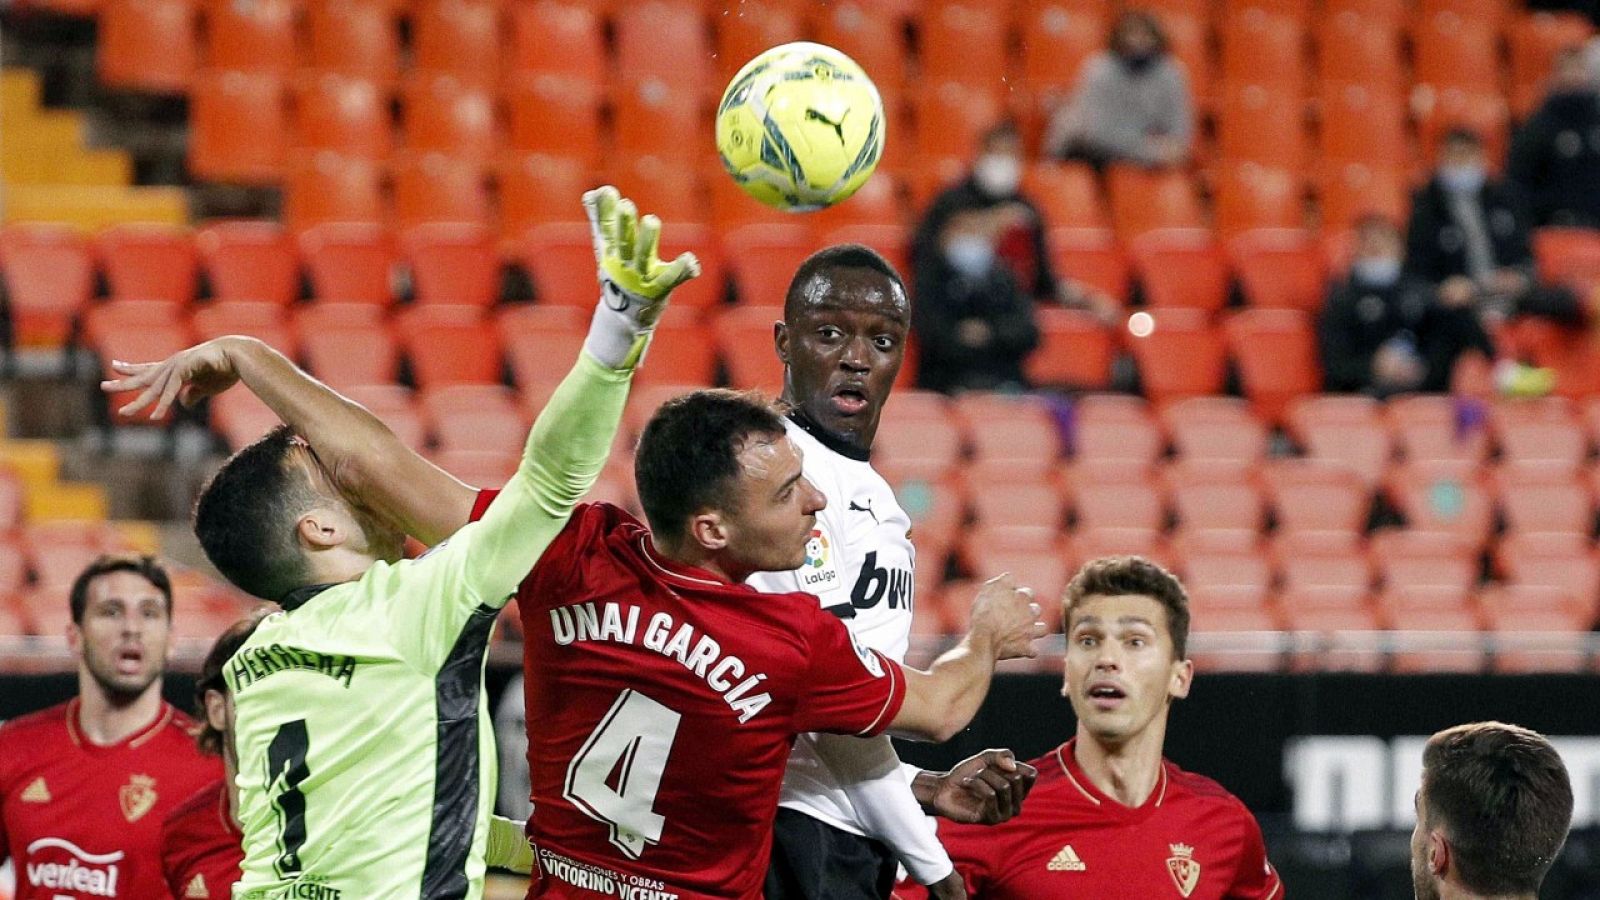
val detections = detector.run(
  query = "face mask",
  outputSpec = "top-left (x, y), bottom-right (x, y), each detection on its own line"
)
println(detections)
top-left (1352, 256), bottom-right (1402, 287)
top-left (973, 154), bottom-right (1022, 198)
top-left (945, 235), bottom-right (994, 278)
top-left (1122, 50), bottom-right (1158, 72)
top-left (1438, 164), bottom-right (1485, 194)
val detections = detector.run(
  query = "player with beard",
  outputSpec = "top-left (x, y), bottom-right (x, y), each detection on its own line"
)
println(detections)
top-left (0, 555), bottom-right (221, 900)
top-left (751, 245), bottom-right (1037, 900)
top-left (898, 557), bottom-right (1281, 900)
top-left (1410, 722), bottom-right (1572, 900)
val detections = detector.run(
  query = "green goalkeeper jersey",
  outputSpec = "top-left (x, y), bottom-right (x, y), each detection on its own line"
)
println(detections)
top-left (224, 353), bottom-right (632, 900)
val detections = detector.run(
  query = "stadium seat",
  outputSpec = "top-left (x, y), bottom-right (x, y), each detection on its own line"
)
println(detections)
top-left (345, 384), bottom-right (427, 450)
top-left (1416, 91), bottom-right (1511, 170)
top-left (723, 224), bottom-right (815, 306)
top-left (965, 546), bottom-right (1073, 602)
top-left (502, 77), bottom-right (603, 170)
top-left (188, 69), bottom-right (287, 184)
top-left (195, 222), bottom-right (299, 306)
top-left (1213, 165), bottom-right (1306, 238)
top-left (713, 0), bottom-right (807, 83)
top-left (295, 303), bottom-right (401, 388)
top-left (1316, 163), bottom-right (1410, 230)
top-left (815, 3), bottom-right (908, 98)
top-left (0, 537), bottom-right (26, 596)
top-left (613, 81), bottom-right (706, 166)
top-left (305, 0), bottom-right (400, 87)
top-left (1495, 465), bottom-right (1595, 536)
top-left (392, 153), bottom-right (491, 229)
top-left (1166, 465), bottom-right (1268, 532)
top-left (299, 223), bottom-right (395, 305)
top-left (1418, 0), bottom-right (1510, 26)
top-left (1162, 397), bottom-right (1268, 464)
top-left (1386, 461), bottom-right (1494, 548)
top-left (913, 81), bottom-right (1008, 167)
top-left (1496, 531), bottom-right (1600, 618)
top-left (0, 468), bottom-right (21, 533)
top-left (922, 1), bottom-right (1010, 88)
top-left (713, 305), bottom-right (785, 392)
top-left (1495, 416), bottom-right (1589, 474)
top-left (1287, 395), bottom-right (1393, 484)
top-left (1482, 586), bottom-right (1591, 672)
top-left (1216, 84), bottom-right (1309, 171)
top-left (200, 0), bottom-right (294, 74)
top-left (812, 172), bottom-right (904, 232)
top-left (871, 415), bottom-right (965, 481)
top-left (396, 305), bottom-right (503, 388)
top-left (82, 298), bottom-right (185, 347)
top-left (1274, 531), bottom-right (1374, 592)
top-left (1069, 480), bottom-right (1164, 532)
top-left (1385, 598), bottom-right (1485, 674)
top-left (94, 321), bottom-right (199, 423)
top-left (422, 384), bottom-right (526, 453)
top-left (1125, 308), bottom-right (1228, 406)
top-left (497, 305), bottom-right (586, 390)
top-left (1026, 308), bottom-right (1115, 390)
top-left (400, 223), bottom-right (501, 308)
top-left (97, 224), bottom-right (198, 304)
top-left (1220, 10), bottom-right (1308, 95)
top-left (1317, 16), bottom-right (1404, 92)
top-left (294, 73), bottom-right (398, 160)
top-left (1106, 166), bottom-right (1205, 239)
top-left (1066, 527), bottom-right (1171, 570)
top-left (411, 0), bottom-right (501, 84)
top-left (507, 1), bottom-right (605, 83)
top-left (1509, 12), bottom-right (1595, 116)
top-left (191, 300), bottom-right (295, 356)
top-left (0, 224), bottom-right (96, 347)
top-left (1531, 226), bottom-right (1600, 290)
top-left (1021, 163), bottom-right (1108, 231)
top-left (518, 221), bottom-right (599, 310)
top-left (1224, 309), bottom-right (1322, 425)
top-left (1129, 229), bottom-right (1229, 312)
top-left (209, 388), bottom-right (283, 450)
top-left (1046, 228), bottom-right (1131, 305)
top-left (1069, 397), bottom-right (1165, 468)
top-left (633, 316), bottom-right (720, 387)
top-left (496, 155), bottom-right (596, 239)
top-left (283, 153), bottom-right (386, 234)
top-left (1017, 2), bottom-right (1106, 107)
top-left (613, 1), bottom-right (711, 94)
top-left (1178, 546), bottom-right (1274, 597)
top-left (954, 394), bottom-right (1063, 479)
top-left (1154, 11), bottom-right (1213, 107)
top-left (1262, 459), bottom-right (1373, 534)
top-left (1388, 395), bottom-right (1491, 464)
top-left (710, 171), bottom-right (800, 230)
top-left (968, 475), bottom-right (1068, 533)
top-left (1227, 229), bottom-right (1327, 312)
top-left (1317, 81), bottom-right (1409, 170)
top-left (401, 74), bottom-right (499, 164)
top-left (1413, 13), bottom-right (1503, 99)
top-left (1370, 529), bottom-right (1479, 593)
top-left (819, 224), bottom-right (910, 278)
top-left (98, 0), bottom-right (197, 93)
top-left (610, 157), bottom-right (710, 228)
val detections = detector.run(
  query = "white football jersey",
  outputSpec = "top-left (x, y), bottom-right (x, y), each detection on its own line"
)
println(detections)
top-left (747, 413), bottom-right (919, 836)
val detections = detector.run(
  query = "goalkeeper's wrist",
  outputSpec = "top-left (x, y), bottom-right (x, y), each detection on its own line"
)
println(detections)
top-left (583, 298), bottom-right (654, 371)
top-left (486, 815), bottom-right (533, 873)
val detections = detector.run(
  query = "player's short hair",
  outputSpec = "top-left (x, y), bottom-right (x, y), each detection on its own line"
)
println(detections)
top-left (635, 389), bottom-right (789, 542)
top-left (980, 119), bottom-right (1021, 152)
top-left (69, 554), bottom-right (173, 624)
top-left (1421, 722), bottom-right (1573, 894)
top-left (1062, 556), bottom-right (1191, 659)
top-left (783, 244), bottom-right (907, 322)
top-left (194, 609), bottom-right (270, 756)
top-left (193, 424), bottom-right (319, 601)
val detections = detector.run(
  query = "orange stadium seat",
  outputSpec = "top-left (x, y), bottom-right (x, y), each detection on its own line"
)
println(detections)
top-left (505, 77), bottom-right (604, 169)
top-left (0, 470), bottom-right (22, 533)
top-left (343, 385), bottom-right (424, 451)
top-left (496, 155), bottom-right (596, 239)
top-left (283, 153), bottom-right (386, 234)
top-left (1318, 81), bottom-right (1409, 170)
top-left (295, 303), bottom-right (401, 387)
top-left (1026, 308), bottom-right (1115, 390)
top-left (1070, 395), bottom-right (1165, 466)
top-left (1017, 2), bottom-right (1105, 107)
top-left (423, 384), bottom-right (526, 453)
top-left (715, 0), bottom-right (807, 83)
top-left (812, 172), bottom-right (904, 232)
top-left (1153, 11), bottom-right (1213, 106)
top-left (1388, 395), bottom-right (1491, 464)
top-left (400, 223), bottom-right (501, 308)
top-left (965, 547), bottom-right (1073, 602)
top-left (1532, 226), bottom-right (1600, 290)
top-left (922, 1), bottom-right (1010, 87)
top-left (82, 298), bottom-right (184, 346)
top-left (1125, 308), bottom-right (1227, 406)
top-left (955, 394), bottom-right (1063, 479)
top-left (651, 222), bottom-right (724, 313)
top-left (402, 74), bottom-right (499, 164)
top-left (1129, 230), bottom-right (1229, 312)
top-left (724, 224), bottom-right (815, 306)
top-left (1274, 531), bottom-right (1374, 591)
top-left (0, 224), bottom-right (96, 347)
top-left (632, 316), bottom-right (720, 387)
top-left (94, 321), bottom-right (199, 423)
top-left (1386, 461), bottom-right (1495, 548)
top-left (292, 74), bottom-right (393, 161)
top-left (1509, 12), bottom-right (1594, 116)
top-left (1167, 466), bottom-right (1268, 532)
top-left (1482, 587), bottom-right (1591, 673)
top-left (1262, 459), bottom-right (1373, 534)
top-left (1317, 163), bottom-right (1411, 230)
top-left (200, 0), bottom-right (295, 74)
top-left (196, 221), bottom-right (299, 306)
top-left (613, 1), bottom-right (711, 93)
top-left (209, 388), bottom-right (283, 449)
top-left (1227, 229), bottom-right (1326, 312)
top-left (1161, 397), bottom-right (1268, 464)
top-left (1317, 16), bottom-right (1404, 92)
top-left (396, 304), bottom-right (502, 388)
top-left (1413, 13), bottom-right (1503, 98)
top-left (97, 224), bottom-right (198, 304)
top-left (1220, 11), bottom-right (1308, 95)
top-left (1066, 527), bottom-right (1171, 570)
top-left (1022, 163), bottom-right (1108, 231)
top-left (1106, 166), bottom-right (1205, 240)
top-left (1287, 395), bottom-right (1393, 484)
top-left (1214, 165), bottom-right (1306, 237)
top-left (1070, 479), bottom-right (1164, 532)
top-left (1370, 529), bottom-right (1480, 592)
top-left (614, 81), bottom-right (706, 165)
top-left (506, 1), bottom-right (606, 83)
top-left (1177, 545), bottom-right (1274, 596)
top-left (411, 0), bottom-right (502, 84)
top-left (497, 305), bottom-right (586, 390)
top-left (518, 221), bottom-right (600, 310)
top-left (299, 223), bottom-right (395, 305)
top-left (305, 0), bottom-right (400, 87)
top-left (1217, 84), bottom-right (1309, 171)
top-left (1047, 228), bottom-right (1131, 305)
top-left (192, 300), bottom-right (296, 356)
top-left (874, 414), bottom-right (965, 481)
top-left (1224, 309), bottom-right (1322, 424)
top-left (815, 3), bottom-right (909, 97)
top-left (968, 475), bottom-right (1068, 533)
top-left (714, 305), bottom-right (785, 392)
top-left (1495, 416), bottom-right (1589, 473)
top-left (819, 224), bottom-right (910, 277)
top-left (0, 539), bottom-right (26, 596)
top-left (392, 153), bottom-right (491, 229)
top-left (711, 172), bottom-right (799, 230)
top-left (98, 0), bottom-right (197, 93)
top-left (914, 81), bottom-right (1008, 168)
top-left (1496, 532), bottom-right (1600, 616)
top-left (189, 68), bottom-right (287, 185)
top-left (1496, 465), bottom-right (1594, 536)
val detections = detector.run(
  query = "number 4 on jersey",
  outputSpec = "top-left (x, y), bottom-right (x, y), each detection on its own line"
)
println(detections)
top-left (564, 690), bottom-right (682, 859)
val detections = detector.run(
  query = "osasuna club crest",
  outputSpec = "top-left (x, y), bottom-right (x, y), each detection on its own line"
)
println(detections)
top-left (1166, 842), bottom-right (1200, 897)
top-left (119, 774), bottom-right (158, 823)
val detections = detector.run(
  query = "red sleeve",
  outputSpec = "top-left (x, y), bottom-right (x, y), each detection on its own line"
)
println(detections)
top-left (159, 815), bottom-right (183, 896)
top-left (469, 488), bottom-right (500, 523)
top-left (791, 604), bottom-right (907, 736)
top-left (1226, 804), bottom-right (1283, 900)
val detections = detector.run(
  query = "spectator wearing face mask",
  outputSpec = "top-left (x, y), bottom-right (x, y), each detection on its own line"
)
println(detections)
top-left (912, 208), bottom-right (1041, 394)
top-left (1045, 10), bottom-right (1194, 169)
top-left (1508, 47), bottom-right (1600, 228)
top-left (1320, 215), bottom-right (1495, 396)
top-left (912, 122), bottom-right (1120, 321)
top-left (1405, 127), bottom-right (1586, 329)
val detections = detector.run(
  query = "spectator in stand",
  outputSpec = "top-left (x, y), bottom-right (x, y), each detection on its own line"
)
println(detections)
top-left (1508, 47), bottom-right (1600, 228)
top-left (1045, 10), bottom-right (1194, 170)
top-left (912, 122), bottom-right (1119, 320)
top-left (1405, 127), bottom-right (1586, 329)
top-left (1320, 215), bottom-right (1495, 396)
top-left (912, 208), bottom-right (1040, 394)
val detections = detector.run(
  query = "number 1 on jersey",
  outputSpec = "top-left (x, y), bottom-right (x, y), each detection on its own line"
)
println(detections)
top-left (266, 719), bottom-right (312, 878)
top-left (564, 690), bottom-right (681, 859)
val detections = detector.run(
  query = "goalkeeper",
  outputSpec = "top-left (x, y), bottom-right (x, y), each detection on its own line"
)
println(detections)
top-left (103, 188), bottom-right (696, 899)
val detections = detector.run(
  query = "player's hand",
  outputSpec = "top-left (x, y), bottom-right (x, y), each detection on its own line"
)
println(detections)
top-left (917, 749), bottom-right (1039, 825)
top-left (99, 337), bottom-right (245, 419)
top-left (967, 574), bottom-right (1047, 661)
top-left (925, 871), bottom-right (968, 900)
top-left (584, 185), bottom-right (700, 329)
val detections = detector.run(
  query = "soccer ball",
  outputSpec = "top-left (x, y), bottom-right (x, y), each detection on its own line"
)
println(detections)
top-left (715, 42), bottom-right (885, 212)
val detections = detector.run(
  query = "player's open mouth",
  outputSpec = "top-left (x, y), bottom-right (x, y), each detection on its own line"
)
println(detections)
top-left (1087, 682), bottom-right (1127, 710)
top-left (116, 648), bottom-right (144, 674)
top-left (830, 386), bottom-right (869, 415)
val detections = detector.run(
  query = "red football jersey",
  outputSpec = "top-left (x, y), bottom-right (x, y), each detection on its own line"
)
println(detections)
top-left (896, 739), bottom-right (1282, 900)
top-left (160, 779), bottom-right (242, 900)
top-left (472, 496), bottom-right (906, 900)
top-left (0, 700), bottom-right (222, 900)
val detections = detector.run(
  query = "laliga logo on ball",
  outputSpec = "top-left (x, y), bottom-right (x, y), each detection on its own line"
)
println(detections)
top-left (716, 42), bottom-right (886, 212)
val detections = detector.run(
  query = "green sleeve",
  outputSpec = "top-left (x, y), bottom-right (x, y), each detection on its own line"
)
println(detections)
top-left (380, 351), bottom-right (632, 669)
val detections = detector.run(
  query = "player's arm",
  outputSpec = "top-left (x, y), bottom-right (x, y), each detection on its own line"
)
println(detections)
top-left (810, 733), bottom-right (960, 888)
top-left (889, 576), bottom-right (1045, 742)
top-left (1226, 807), bottom-right (1283, 900)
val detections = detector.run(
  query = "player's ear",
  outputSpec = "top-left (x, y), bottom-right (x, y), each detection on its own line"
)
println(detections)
top-left (1168, 658), bottom-right (1194, 701)
top-left (204, 688), bottom-right (229, 732)
top-left (687, 511), bottom-right (729, 553)
top-left (1427, 830), bottom-right (1450, 877)
top-left (773, 320), bottom-right (790, 365)
top-left (296, 508), bottom-right (348, 551)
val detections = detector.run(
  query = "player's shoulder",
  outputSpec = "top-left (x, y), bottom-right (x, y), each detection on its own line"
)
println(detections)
top-left (1164, 760), bottom-right (1257, 820)
top-left (161, 704), bottom-right (207, 740)
top-left (163, 778), bottom-right (224, 830)
top-left (0, 700), bottom-right (71, 741)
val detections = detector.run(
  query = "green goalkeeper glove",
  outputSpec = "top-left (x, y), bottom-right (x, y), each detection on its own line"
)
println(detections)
top-left (581, 185), bottom-right (700, 370)
top-left (486, 814), bottom-right (534, 874)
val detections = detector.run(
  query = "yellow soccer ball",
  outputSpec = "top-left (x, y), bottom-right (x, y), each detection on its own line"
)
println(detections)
top-left (715, 41), bottom-right (885, 212)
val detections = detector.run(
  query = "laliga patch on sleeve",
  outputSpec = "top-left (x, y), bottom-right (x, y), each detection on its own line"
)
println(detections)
top-left (845, 626), bottom-right (886, 678)
top-left (799, 527), bottom-right (841, 593)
